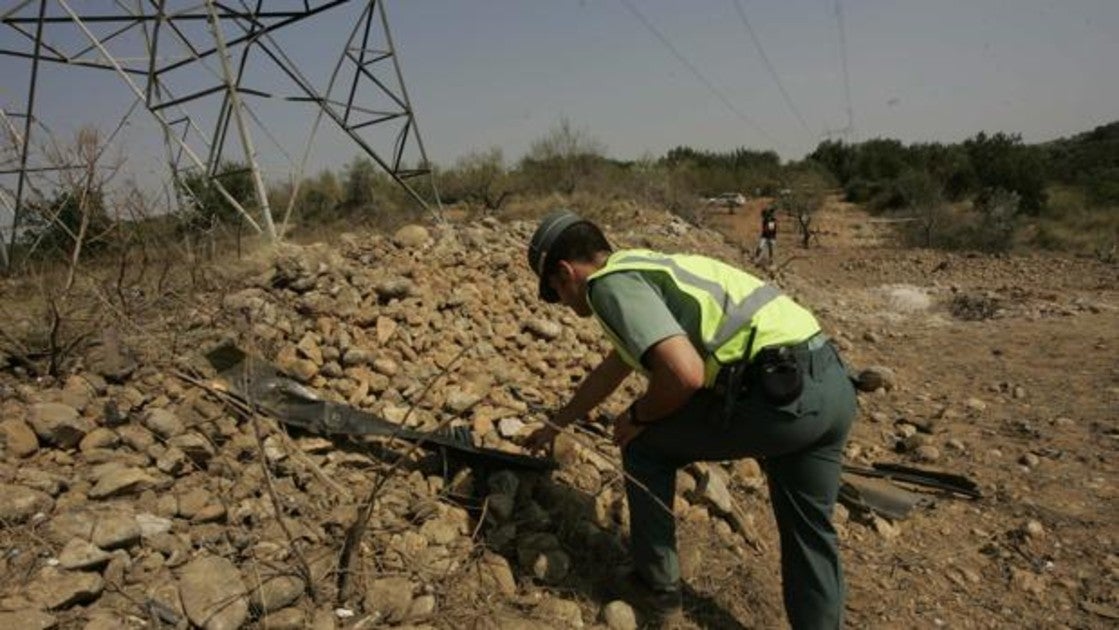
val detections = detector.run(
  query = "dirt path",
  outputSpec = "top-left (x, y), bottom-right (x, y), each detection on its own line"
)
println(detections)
top-left (695, 199), bottom-right (1119, 628)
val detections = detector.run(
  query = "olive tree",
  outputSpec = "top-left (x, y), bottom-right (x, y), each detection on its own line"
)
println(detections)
top-left (520, 117), bottom-right (606, 195)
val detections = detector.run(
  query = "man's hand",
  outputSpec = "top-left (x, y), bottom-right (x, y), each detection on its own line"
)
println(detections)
top-left (613, 409), bottom-right (646, 449)
top-left (522, 424), bottom-right (560, 454)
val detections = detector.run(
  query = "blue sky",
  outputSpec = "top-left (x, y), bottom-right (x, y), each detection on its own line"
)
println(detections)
top-left (1, 0), bottom-right (1117, 192)
top-left (392, 0), bottom-right (1119, 163)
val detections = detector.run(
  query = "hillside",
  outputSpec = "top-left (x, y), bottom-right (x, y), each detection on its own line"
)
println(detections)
top-left (0, 203), bottom-right (1116, 629)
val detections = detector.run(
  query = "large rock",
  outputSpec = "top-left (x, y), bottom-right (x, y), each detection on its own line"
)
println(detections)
top-left (296, 333), bottom-right (324, 366)
top-left (135, 512), bottom-right (173, 537)
top-left (392, 224), bottom-right (431, 249)
top-left (59, 375), bottom-right (93, 411)
top-left (177, 487), bottom-right (216, 519)
top-left (0, 611), bottom-right (56, 629)
top-left (116, 424), bottom-right (154, 451)
top-left (444, 386), bottom-right (484, 414)
top-left (28, 402), bottom-right (92, 448)
top-left (248, 574), bottom-right (305, 614)
top-left (420, 516), bottom-right (461, 546)
top-left (156, 447), bottom-right (188, 475)
top-left (475, 551), bottom-right (517, 597)
top-left (88, 467), bottom-right (156, 499)
top-left (79, 427), bottom-right (119, 452)
top-left (44, 510), bottom-right (96, 544)
top-left (497, 417), bottom-right (525, 438)
top-left (57, 538), bottom-right (112, 570)
top-left (688, 463), bottom-right (733, 516)
top-left (341, 347), bottom-right (372, 368)
top-left (364, 576), bottom-right (414, 624)
top-left (92, 511), bottom-right (141, 549)
top-left (143, 408), bottom-right (184, 439)
top-left (85, 327), bottom-right (137, 383)
top-left (276, 348), bottom-right (319, 383)
top-left (26, 568), bottom-right (104, 610)
top-left (17, 468), bottom-right (67, 496)
top-left (0, 418), bottom-right (39, 457)
top-left (372, 357), bottom-right (399, 377)
top-left (856, 366), bottom-right (896, 393)
top-left (374, 278), bottom-right (416, 301)
top-left (603, 601), bottom-right (638, 630)
top-left (167, 433), bottom-right (216, 466)
top-left (523, 318), bottom-right (562, 341)
top-left (259, 607), bottom-right (306, 629)
top-left (375, 316), bottom-right (397, 344)
top-left (0, 483), bottom-right (54, 523)
top-left (178, 555), bottom-right (249, 630)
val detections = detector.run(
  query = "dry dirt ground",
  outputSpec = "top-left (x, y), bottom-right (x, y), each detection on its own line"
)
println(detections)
top-left (699, 200), bottom-right (1118, 628)
top-left (0, 200), bottom-right (1115, 629)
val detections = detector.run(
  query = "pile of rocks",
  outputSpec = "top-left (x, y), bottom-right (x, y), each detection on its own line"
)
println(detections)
top-left (0, 211), bottom-right (774, 628)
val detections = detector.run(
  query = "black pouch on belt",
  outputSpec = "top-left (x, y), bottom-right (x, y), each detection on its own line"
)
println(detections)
top-left (719, 327), bottom-right (756, 424)
top-left (756, 346), bottom-right (804, 406)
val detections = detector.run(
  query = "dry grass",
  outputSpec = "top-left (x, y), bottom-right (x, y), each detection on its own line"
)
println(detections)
top-left (1027, 186), bottom-right (1118, 258)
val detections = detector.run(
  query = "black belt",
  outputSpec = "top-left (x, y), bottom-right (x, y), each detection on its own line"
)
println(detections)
top-left (712, 332), bottom-right (828, 396)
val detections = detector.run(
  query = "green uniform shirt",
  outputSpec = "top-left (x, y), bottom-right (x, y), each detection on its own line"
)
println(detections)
top-left (588, 269), bottom-right (703, 367)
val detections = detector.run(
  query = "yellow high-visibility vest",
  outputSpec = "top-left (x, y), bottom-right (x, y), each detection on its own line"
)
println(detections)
top-left (587, 249), bottom-right (820, 387)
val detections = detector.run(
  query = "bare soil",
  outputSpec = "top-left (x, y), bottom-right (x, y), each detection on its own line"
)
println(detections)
top-left (0, 200), bottom-right (1115, 629)
top-left (691, 199), bottom-right (1119, 628)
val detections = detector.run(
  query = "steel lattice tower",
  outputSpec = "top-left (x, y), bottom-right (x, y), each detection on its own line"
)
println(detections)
top-left (0, 0), bottom-right (441, 270)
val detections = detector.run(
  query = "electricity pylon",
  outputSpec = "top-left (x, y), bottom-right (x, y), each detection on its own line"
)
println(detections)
top-left (0, 0), bottom-right (441, 271)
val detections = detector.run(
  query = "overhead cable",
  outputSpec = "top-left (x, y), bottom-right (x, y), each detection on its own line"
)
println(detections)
top-left (730, 0), bottom-right (813, 139)
top-left (617, 0), bottom-right (780, 148)
top-left (834, 0), bottom-right (855, 141)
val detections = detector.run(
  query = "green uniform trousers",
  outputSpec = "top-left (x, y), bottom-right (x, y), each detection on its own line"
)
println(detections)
top-left (623, 341), bottom-right (856, 630)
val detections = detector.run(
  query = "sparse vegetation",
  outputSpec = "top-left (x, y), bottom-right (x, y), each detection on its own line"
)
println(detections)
top-left (808, 123), bottom-right (1117, 255)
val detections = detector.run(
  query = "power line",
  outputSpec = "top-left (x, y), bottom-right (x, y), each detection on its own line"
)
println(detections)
top-left (834, 0), bottom-right (855, 141)
top-left (617, 0), bottom-right (781, 148)
top-left (729, 0), bottom-right (813, 139)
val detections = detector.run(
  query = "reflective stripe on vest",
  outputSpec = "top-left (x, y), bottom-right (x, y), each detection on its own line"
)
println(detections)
top-left (607, 252), bottom-right (782, 353)
top-left (587, 249), bottom-right (819, 385)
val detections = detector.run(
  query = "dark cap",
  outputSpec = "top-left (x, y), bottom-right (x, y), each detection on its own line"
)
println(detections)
top-left (527, 209), bottom-right (589, 303)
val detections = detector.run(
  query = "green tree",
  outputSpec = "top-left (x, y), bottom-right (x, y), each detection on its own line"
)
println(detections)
top-left (21, 188), bottom-right (113, 257)
top-left (18, 127), bottom-right (121, 265)
top-left (520, 117), bottom-right (606, 195)
top-left (976, 188), bottom-right (1021, 251)
top-left (963, 132), bottom-right (1046, 213)
top-left (297, 169), bottom-right (344, 223)
top-left (179, 162), bottom-right (255, 228)
top-left (177, 162), bottom-right (255, 257)
top-left (895, 169), bottom-right (948, 247)
top-left (444, 147), bottom-right (514, 211)
top-left (343, 157), bottom-right (379, 211)
top-left (781, 168), bottom-right (830, 248)
top-left (808, 140), bottom-right (854, 185)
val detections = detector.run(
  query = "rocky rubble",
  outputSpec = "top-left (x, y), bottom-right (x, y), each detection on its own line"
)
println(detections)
top-left (0, 211), bottom-right (783, 628)
top-left (5, 206), bottom-right (1107, 627)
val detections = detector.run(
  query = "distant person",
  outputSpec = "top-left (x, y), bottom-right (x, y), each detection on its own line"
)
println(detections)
top-left (754, 205), bottom-right (778, 265)
top-left (523, 209), bottom-right (857, 628)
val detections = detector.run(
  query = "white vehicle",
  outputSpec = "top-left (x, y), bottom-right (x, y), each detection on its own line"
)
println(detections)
top-left (707, 192), bottom-right (747, 212)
